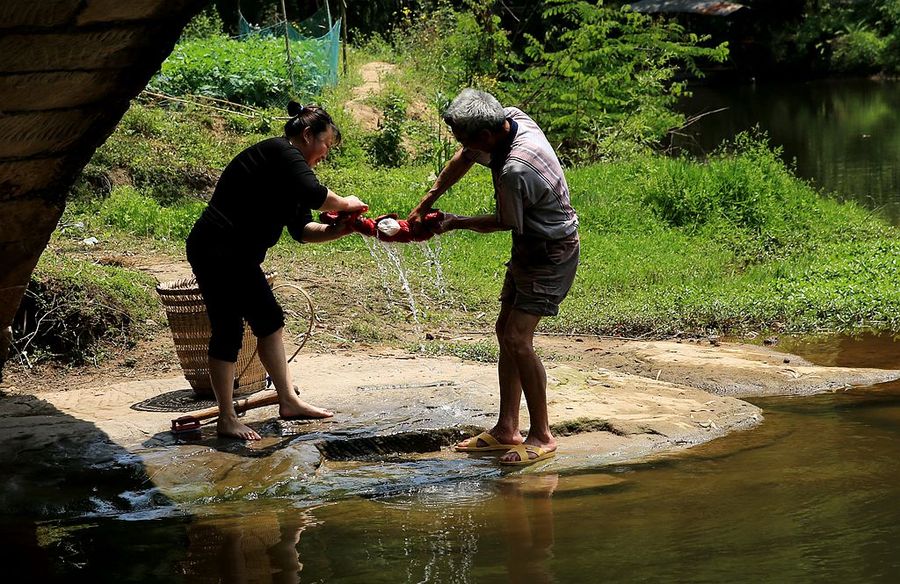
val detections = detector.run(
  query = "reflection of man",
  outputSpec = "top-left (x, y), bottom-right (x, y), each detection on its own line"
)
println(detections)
top-left (409, 89), bottom-right (579, 465)
top-left (497, 474), bottom-right (558, 583)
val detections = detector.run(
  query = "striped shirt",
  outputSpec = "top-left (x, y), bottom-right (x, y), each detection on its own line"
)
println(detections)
top-left (464, 107), bottom-right (578, 240)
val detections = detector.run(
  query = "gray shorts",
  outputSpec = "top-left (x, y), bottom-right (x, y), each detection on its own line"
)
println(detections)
top-left (499, 232), bottom-right (580, 317)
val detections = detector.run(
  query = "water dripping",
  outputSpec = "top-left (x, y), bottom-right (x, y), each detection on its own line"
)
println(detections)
top-left (377, 240), bottom-right (422, 336)
top-left (417, 237), bottom-right (447, 298)
top-left (361, 235), bottom-right (396, 302)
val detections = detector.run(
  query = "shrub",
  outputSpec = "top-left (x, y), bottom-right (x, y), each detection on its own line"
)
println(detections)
top-left (639, 131), bottom-right (822, 263)
top-left (390, 1), bottom-right (514, 97)
top-left (180, 6), bottom-right (224, 41)
top-left (830, 27), bottom-right (887, 73)
top-left (366, 92), bottom-right (408, 167)
top-left (12, 253), bottom-right (159, 366)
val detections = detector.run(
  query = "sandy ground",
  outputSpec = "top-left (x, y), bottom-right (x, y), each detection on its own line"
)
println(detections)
top-left (343, 61), bottom-right (397, 132)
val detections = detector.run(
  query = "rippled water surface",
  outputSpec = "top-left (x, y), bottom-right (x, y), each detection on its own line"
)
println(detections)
top-left (675, 79), bottom-right (900, 223)
top-left (6, 337), bottom-right (900, 582)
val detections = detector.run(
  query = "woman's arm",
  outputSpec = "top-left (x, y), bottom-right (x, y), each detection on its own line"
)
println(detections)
top-left (318, 189), bottom-right (367, 213)
top-left (288, 189), bottom-right (366, 244)
top-left (300, 220), bottom-right (352, 243)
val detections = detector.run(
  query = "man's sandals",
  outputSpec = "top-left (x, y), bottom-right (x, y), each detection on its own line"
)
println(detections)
top-left (455, 432), bottom-right (557, 465)
top-left (454, 431), bottom-right (516, 452)
top-left (498, 444), bottom-right (556, 466)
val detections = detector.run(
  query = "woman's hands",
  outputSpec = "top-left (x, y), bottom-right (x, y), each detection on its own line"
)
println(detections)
top-left (342, 195), bottom-right (368, 214)
top-left (331, 213), bottom-right (359, 237)
top-left (319, 190), bottom-right (368, 214)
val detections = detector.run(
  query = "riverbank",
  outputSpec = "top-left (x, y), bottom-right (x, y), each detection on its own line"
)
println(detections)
top-left (37, 120), bottom-right (900, 357)
top-left (2, 334), bottom-right (898, 518)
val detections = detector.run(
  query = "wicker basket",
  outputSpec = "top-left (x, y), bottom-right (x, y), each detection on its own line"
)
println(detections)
top-left (156, 274), bottom-right (275, 397)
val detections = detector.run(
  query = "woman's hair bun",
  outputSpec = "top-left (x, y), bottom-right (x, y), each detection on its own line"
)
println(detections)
top-left (287, 101), bottom-right (304, 117)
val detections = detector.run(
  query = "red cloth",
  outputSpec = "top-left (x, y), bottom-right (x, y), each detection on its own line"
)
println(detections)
top-left (319, 210), bottom-right (445, 243)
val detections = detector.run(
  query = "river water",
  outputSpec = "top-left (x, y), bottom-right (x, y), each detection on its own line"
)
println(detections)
top-left (673, 79), bottom-right (900, 223)
top-left (9, 335), bottom-right (900, 583)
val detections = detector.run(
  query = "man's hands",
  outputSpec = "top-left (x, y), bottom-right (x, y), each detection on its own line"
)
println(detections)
top-left (432, 213), bottom-right (457, 234)
top-left (406, 199), bottom-right (433, 227)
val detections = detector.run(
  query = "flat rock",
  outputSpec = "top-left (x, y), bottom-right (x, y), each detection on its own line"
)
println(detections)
top-left (2, 339), bottom-right (896, 517)
top-left (558, 338), bottom-right (900, 397)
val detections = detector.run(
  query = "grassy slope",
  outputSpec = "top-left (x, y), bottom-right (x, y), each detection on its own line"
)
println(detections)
top-left (60, 124), bottom-right (900, 343)
top-left (39, 39), bottom-right (900, 366)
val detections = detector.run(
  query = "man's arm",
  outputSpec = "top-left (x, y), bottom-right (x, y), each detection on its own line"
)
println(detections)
top-left (408, 149), bottom-right (476, 221)
top-left (439, 213), bottom-right (510, 234)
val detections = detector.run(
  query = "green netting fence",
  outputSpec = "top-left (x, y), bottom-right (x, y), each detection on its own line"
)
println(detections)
top-left (238, 7), bottom-right (341, 93)
top-left (147, 7), bottom-right (340, 108)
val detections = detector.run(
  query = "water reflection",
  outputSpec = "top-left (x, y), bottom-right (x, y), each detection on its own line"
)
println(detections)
top-left (182, 507), bottom-right (311, 584)
top-left (778, 331), bottom-right (900, 369)
top-left (496, 474), bottom-right (558, 584)
top-left (14, 334), bottom-right (900, 582)
top-left (674, 80), bottom-right (900, 223)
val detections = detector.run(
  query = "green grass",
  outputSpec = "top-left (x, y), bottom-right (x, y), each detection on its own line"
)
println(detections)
top-left (65, 99), bottom-right (900, 342)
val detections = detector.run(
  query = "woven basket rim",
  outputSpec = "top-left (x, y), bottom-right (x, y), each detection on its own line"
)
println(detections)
top-left (156, 276), bottom-right (199, 293)
top-left (156, 272), bottom-right (278, 294)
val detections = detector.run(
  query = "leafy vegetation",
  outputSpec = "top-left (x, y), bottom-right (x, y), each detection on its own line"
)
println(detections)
top-left (514, 0), bottom-right (727, 162)
top-left (149, 33), bottom-right (335, 106)
top-left (365, 92), bottom-right (408, 167)
top-left (19, 1), bottom-right (900, 368)
top-left (762, 0), bottom-right (900, 75)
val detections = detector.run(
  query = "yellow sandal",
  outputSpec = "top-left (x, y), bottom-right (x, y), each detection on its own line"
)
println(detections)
top-left (499, 444), bottom-right (557, 466)
top-left (455, 431), bottom-right (518, 452)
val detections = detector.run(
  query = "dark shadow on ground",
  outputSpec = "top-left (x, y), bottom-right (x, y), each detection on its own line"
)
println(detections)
top-left (0, 393), bottom-right (184, 579)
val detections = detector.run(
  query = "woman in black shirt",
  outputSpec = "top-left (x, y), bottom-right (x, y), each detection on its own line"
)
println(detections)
top-left (187, 102), bottom-right (366, 440)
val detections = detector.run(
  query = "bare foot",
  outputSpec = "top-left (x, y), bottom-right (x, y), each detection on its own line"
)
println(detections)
top-left (499, 437), bottom-right (557, 464)
top-left (279, 392), bottom-right (334, 419)
top-left (217, 416), bottom-right (261, 440)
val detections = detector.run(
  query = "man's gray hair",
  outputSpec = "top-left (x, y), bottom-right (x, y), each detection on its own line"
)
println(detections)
top-left (443, 89), bottom-right (506, 139)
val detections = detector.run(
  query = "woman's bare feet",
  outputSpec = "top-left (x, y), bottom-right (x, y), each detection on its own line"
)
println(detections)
top-left (217, 415), bottom-right (262, 440)
top-left (278, 392), bottom-right (334, 420)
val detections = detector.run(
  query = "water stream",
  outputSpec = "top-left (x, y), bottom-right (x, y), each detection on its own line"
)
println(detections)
top-left (359, 233), bottom-right (451, 349)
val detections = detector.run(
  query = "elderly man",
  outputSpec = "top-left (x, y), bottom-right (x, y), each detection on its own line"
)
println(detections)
top-left (408, 89), bottom-right (579, 465)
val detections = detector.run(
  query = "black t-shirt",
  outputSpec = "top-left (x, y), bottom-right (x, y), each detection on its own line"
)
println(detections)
top-left (188, 137), bottom-right (328, 264)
